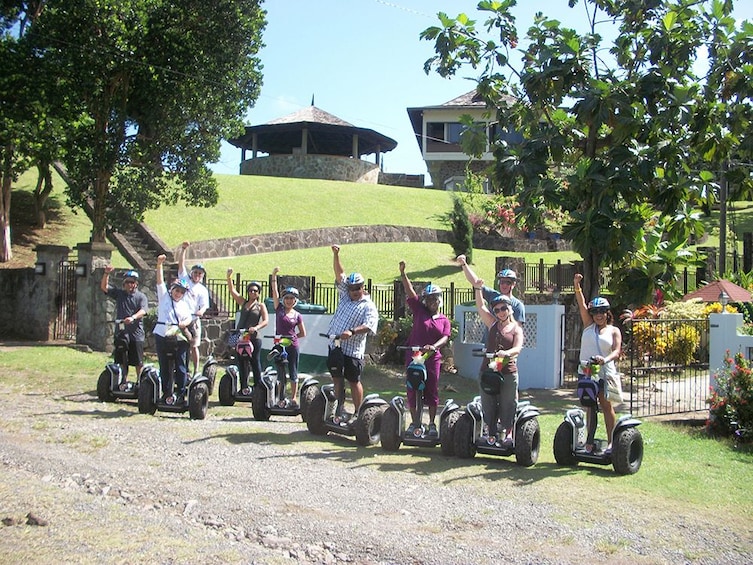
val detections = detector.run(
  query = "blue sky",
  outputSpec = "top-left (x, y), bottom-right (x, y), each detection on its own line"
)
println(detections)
top-left (209, 0), bottom-right (753, 182)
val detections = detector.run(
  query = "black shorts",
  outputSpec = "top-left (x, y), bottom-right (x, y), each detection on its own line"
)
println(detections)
top-left (128, 340), bottom-right (145, 367)
top-left (342, 355), bottom-right (364, 383)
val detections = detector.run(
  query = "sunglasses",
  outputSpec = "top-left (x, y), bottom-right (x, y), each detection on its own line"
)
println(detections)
top-left (498, 279), bottom-right (515, 285)
top-left (589, 307), bottom-right (609, 315)
top-left (348, 285), bottom-right (364, 291)
top-left (493, 305), bottom-right (510, 313)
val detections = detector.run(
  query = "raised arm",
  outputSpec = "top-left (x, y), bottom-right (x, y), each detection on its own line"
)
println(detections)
top-left (398, 261), bottom-right (417, 300)
top-left (100, 264), bottom-right (114, 293)
top-left (271, 266), bottom-right (280, 309)
top-left (474, 281), bottom-right (495, 328)
top-left (156, 254), bottom-right (166, 287)
top-left (331, 245), bottom-right (344, 282)
top-left (176, 241), bottom-right (189, 278)
top-left (456, 254), bottom-right (482, 287)
top-left (226, 268), bottom-right (244, 306)
top-left (574, 273), bottom-right (590, 326)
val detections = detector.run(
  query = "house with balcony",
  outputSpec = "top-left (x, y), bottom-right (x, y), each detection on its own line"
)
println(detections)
top-left (407, 89), bottom-right (521, 189)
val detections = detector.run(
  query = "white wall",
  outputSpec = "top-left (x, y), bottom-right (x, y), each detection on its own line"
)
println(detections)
top-left (453, 304), bottom-right (565, 389)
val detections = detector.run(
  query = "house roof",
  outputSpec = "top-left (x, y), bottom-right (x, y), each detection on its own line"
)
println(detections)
top-left (682, 279), bottom-right (752, 303)
top-left (228, 105), bottom-right (397, 157)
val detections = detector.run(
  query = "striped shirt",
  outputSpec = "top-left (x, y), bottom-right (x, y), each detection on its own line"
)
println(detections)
top-left (327, 278), bottom-right (379, 359)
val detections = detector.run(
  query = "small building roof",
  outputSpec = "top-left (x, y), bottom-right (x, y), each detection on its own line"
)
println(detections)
top-left (682, 279), bottom-right (752, 303)
top-left (229, 105), bottom-right (397, 157)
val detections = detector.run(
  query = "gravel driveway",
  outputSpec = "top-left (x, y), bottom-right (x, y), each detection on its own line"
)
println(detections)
top-left (0, 377), bottom-right (749, 564)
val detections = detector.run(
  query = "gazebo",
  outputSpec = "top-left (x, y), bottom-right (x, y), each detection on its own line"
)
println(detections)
top-left (228, 104), bottom-right (397, 183)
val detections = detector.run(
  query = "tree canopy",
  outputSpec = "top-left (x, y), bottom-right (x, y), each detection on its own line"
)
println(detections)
top-left (422, 0), bottom-right (753, 304)
top-left (0, 0), bottom-right (266, 257)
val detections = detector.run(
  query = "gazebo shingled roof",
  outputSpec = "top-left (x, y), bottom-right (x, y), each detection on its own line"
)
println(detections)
top-left (229, 105), bottom-right (397, 157)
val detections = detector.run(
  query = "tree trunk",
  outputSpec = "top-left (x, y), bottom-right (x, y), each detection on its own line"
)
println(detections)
top-left (0, 143), bottom-right (13, 262)
top-left (91, 170), bottom-right (109, 242)
top-left (34, 161), bottom-right (53, 228)
top-left (582, 249), bottom-right (602, 302)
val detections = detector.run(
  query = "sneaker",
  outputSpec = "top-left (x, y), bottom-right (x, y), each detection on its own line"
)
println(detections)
top-left (289, 399), bottom-right (299, 409)
top-left (502, 436), bottom-right (513, 447)
top-left (428, 423), bottom-right (438, 438)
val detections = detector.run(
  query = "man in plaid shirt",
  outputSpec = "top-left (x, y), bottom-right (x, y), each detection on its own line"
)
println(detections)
top-left (326, 245), bottom-right (379, 421)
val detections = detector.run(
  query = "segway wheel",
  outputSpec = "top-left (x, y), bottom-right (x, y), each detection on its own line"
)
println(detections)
top-left (514, 417), bottom-right (540, 467)
top-left (306, 389), bottom-right (328, 435)
top-left (553, 421), bottom-right (578, 466)
top-left (97, 370), bottom-right (115, 403)
top-left (355, 404), bottom-right (386, 446)
top-left (251, 385), bottom-right (271, 421)
top-left (218, 373), bottom-right (235, 406)
top-left (453, 413), bottom-right (476, 459)
top-left (300, 385), bottom-right (318, 423)
top-left (440, 410), bottom-right (461, 456)
top-left (203, 363), bottom-right (218, 397)
top-left (380, 406), bottom-right (402, 452)
top-left (138, 377), bottom-right (157, 415)
top-left (189, 382), bottom-right (209, 420)
top-left (612, 427), bottom-right (643, 475)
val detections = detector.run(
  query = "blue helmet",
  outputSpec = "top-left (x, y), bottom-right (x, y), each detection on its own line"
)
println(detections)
top-left (282, 286), bottom-right (299, 299)
top-left (491, 294), bottom-right (513, 306)
top-left (123, 270), bottom-right (139, 281)
top-left (346, 273), bottom-right (365, 286)
top-left (497, 268), bottom-right (517, 281)
top-left (190, 264), bottom-right (206, 275)
top-left (170, 277), bottom-right (190, 292)
top-left (422, 283), bottom-right (442, 297)
top-left (588, 296), bottom-right (611, 312)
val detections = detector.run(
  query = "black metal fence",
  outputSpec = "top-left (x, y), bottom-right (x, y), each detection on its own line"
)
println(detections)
top-left (54, 258), bottom-right (77, 340)
top-left (563, 316), bottom-right (710, 418)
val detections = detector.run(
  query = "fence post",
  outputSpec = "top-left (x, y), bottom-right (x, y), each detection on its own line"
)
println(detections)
top-left (538, 258), bottom-right (545, 292)
top-left (448, 281), bottom-right (455, 319)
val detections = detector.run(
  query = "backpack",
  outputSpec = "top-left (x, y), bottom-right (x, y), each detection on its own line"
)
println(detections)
top-left (577, 377), bottom-right (600, 407)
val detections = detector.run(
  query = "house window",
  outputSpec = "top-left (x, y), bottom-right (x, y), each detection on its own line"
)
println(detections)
top-left (426, 122), bottom-right (445, 143)
top-left (447, 122), bottom-right (464, 144)
top-left (489, 123), bottom-right (523, 145)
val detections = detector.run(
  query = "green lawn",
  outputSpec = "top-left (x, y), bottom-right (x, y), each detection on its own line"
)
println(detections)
top-left (1, 344), bottom-right (751, 525)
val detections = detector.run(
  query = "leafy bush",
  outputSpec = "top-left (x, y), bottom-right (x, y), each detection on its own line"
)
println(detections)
top-left (448, 194), bottom-right (473, 263)
top-left (708, 351), bottom-right (753, 443)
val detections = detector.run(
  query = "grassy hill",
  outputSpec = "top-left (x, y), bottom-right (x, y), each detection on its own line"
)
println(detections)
top-left (8, 168), bottom-right (752, 285)
top-left (5, 170), bottom-right (579, 286)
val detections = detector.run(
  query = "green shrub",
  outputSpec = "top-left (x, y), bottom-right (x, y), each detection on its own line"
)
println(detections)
top-left (708, 351), bottom-right (753, 443)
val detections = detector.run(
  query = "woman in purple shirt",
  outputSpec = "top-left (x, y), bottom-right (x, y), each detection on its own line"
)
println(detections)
top-left (399, 261), bottom-right (451, 437)
top-left (271, 267), bottom-right (307, 407)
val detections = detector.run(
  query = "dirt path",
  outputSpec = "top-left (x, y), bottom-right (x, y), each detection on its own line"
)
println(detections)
top-left (0, 382), bottom-right (748, 564)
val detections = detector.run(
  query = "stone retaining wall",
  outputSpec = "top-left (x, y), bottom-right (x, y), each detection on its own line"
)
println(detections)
top-left (178, 224), bottom-right (570, 261)
top-left (241, 154), bottom-right (379, 183)
top-left (181, 225), bottom-right (453, 260)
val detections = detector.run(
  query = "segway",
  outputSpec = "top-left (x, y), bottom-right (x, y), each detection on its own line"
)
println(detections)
top-left (251, 335), bottom-right (319, 421)
top-left (96, 319), bottom-right (151, 403)
top-left (218, 328), bottom-right (257, 406)
top-left (452, 350), bottom-right (541, 467)
top-left (138, 327), bottom-right (212, 420)
top-left (553, 359), bottom-right (643, 475)
top-left (305, 334), bottom-right (388, 446)
top-left (380, 346), bottom-right (462, 453)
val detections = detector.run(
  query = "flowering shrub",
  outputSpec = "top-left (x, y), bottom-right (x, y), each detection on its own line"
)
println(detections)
top-left (707, 351), bottom-right (753, 443)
